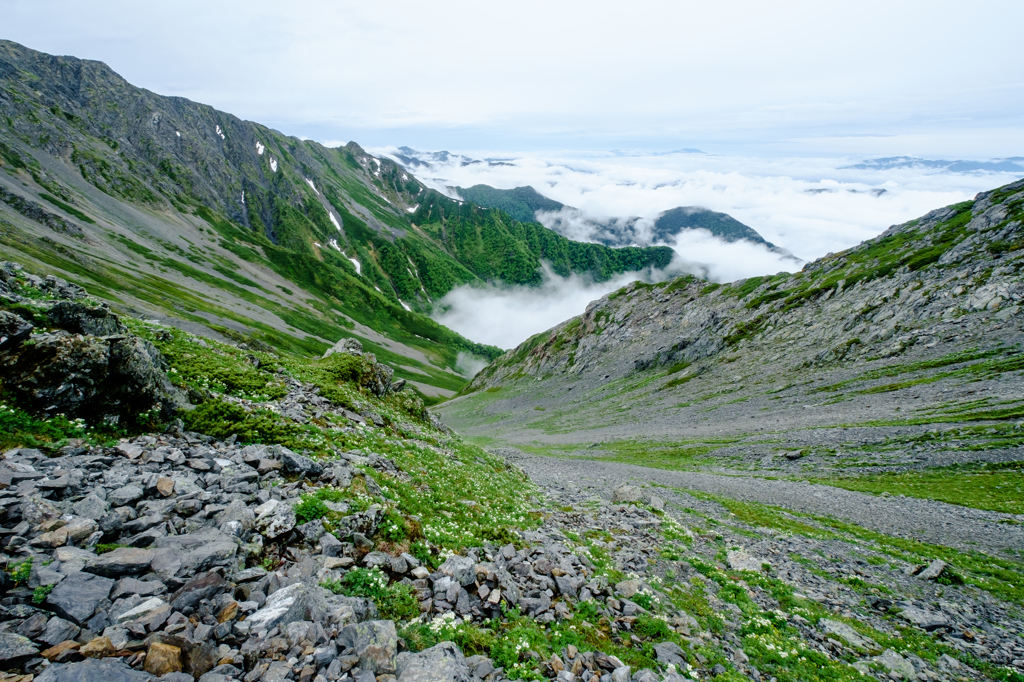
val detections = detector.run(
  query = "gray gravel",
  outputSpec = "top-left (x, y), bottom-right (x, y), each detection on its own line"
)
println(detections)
top-left (495, 447), bottom-right (1024, 559)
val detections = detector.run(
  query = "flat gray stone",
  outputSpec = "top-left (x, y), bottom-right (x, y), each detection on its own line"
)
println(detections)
top-left (916, 559), bottom-right (947, 581)
top-left (84, 547), bottom-right (155, 577)
top-left (46, 571), bottom-right (114, 624)
top-left (396, 642), bottom-right (474, 682)
top-left (0, 631), bottom-right (38, 664)
top-left (108, 484), bottom-right (143, 507)
top-left (35, 658), bottom-right (153, 682)
top-left (819, 618), bottom-right (879, 651)
top-left (898, 606), bottom-right (951, 631)
top-left (338, 620), bottom-right (398, 675)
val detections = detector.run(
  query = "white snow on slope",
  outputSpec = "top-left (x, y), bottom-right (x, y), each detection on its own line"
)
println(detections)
top-left (175, 131), bottom-right (181, 137)
top-left (256, 141), bottom-right (265, 155)
top-left (305, 178), bottom-right (319, 195)
top-left (328, 212), bottom-right (341, 231)
top-left (400, 300), bottom-right (412, 312)
top-left (406, 205), bottom-right (418, 213)
top-left (215, 125), bottom-right (225, 140)
top-left (270, 158), bottom-right (278, 172)
top-left (348, 257), bottom-right (361, 275)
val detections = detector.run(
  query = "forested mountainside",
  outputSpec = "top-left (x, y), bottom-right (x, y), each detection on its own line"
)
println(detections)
top-left (440, 178), bottom-right (1024, 472)
top-left (0, 40), bottom-right (671, 398)
top-left (454, 184), bottom-right (775, 249)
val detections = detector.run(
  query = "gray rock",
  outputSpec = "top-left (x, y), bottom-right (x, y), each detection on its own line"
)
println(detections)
top-left (439, 555), bottom-right (476, 586)
top-left (254, 499), bottom-right (297, 538)
top-left (40, 616), bottom-right (81, 646)
top-left (0, 631), bottom-right (38, 665)
top-left (916, 559), bottom-right (948, 581)
top-left (611, 485), bottom-right (643, 504)
top-left (898, 606), bottom-right (951, 631)
top-left (35, 658), bottom-right (154, 681)
top-left (337, 620), bottom-right (398, 674)
top-left (873, 649), bottom-right (916, 679)
top-left (653, 641), bottom-right (687, 668)
top-left (46, 570), bottom-right (115, 624)
top-left (270, 444), bottom-right (324, 478)
top-left (72, 494), bottom-right (110, 521)
top-left (108, 484), bottom-right (144, 507)
top-left (610, 666), bottom-right (631, 682)
top-left (819, 619), bottom-right (879, 651)
top-left (0, 310), bottom-right (33, 350)
top-left (726, 549), bottom-right (769, 572)
top-left (323, 338), bottom-right (364, 358)
top-left (84, 547), bottom-right (155, 577)
top-left (152, 530), bottom-right (239, 576)
top-left (170, 571), bottom-right (229, 612)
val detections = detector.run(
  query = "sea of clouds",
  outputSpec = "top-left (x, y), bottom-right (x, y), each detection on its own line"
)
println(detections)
top-left (372, 147), bottom-right (1023, 352)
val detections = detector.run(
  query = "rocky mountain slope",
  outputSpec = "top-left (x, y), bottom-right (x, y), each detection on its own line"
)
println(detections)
top-left (0, 39), bottom-right (672, 399)
top-left (1, 212), bottom-right (1023, 681)
top-left (440, 178), bottom-right (1024, 477)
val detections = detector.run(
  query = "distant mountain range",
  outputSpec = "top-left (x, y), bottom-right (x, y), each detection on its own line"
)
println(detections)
top-left (844, 156), bottom-right (1024, 173)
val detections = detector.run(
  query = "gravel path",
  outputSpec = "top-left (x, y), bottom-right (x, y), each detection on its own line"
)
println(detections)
top-left (495, 447), bottom-right (1024, 559)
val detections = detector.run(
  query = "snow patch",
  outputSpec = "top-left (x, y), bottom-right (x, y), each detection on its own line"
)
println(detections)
top-left (348, 257), bottom-right (361, 275)
top-left (256, 141), bottom-right (265, 155)
top-left (374, 286), bottom-right (382, 292)
top-left (406, 205), bottom-right (419, 213)
top-left (328, 212), bottom-right (341, 231)
top-left (314, 242), bottom-right (322, 248)
top-left (328, 239), bottom-right (342, 252)
top-left (175, 131), bottom-right (181, 138)
top-left (305, 178), bottom-right (319, 195)
top-left (269, 158), bottom-right (278, 173)
top-left (241, 190), bottom-right (245, 205)
top-left (215, 124), bottom-right (225, 140)
top-left (400, 300), bottom-right (412, 312)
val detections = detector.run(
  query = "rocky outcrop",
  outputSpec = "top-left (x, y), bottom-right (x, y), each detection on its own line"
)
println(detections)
top-left (322, 337), bottom-right (406, 398)
top-left (0, 263), bottom-right (187, 422)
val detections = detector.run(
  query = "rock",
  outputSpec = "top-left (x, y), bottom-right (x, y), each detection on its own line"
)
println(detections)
top-left (144, 642), bottom-right (183, 676)
top-left (439, 555), bottom-right (476, 586)
top-left (114, 597), bottom-right (167, 623)
top-left (819, 619), bottom-right (878, 651)
top-left (152, 530), bottom-right (239, 576)
top-left (611, 485), bottom-right (643, 504)
top-left (611, 666), bottom-right (631, 682)
top-left (337, 620), bottom-right (398, 674)
top-left (653, 642), bottom-right (687, 668)
top-left (41, 640), bottom-right (82, 663)
top-left (46, 571), bottom-right (115, 624)
top-left (245, 582), bottom-right (338, 630)
top-left (84, 547), bottom-right (154, 577)
top-left (169, 571), bottom-right (228, 613)
top-left (107, 485), bottom-right (143, 507)
top-left (271, 445), bottom-right (324, 478)
top-left (0, 311), bottom-right (33, 350)
top-left (79, 636), bottom-right (115, 658)
top-left (72, 495), bottom-right (110, 521)
top-left (873, 649), bottom-right (916, 679)
top-left (898, 606), bottom-right (951, 631)
top-left (40, 617), bottom-right (81, 646)
top-left (0, 631), bottom-right (38, 665)
top-left (916, 559), bottom-right (947, 581)
top-left (254, 499), bottom-right (296, 538)
top-left (35, 658), bottom-right (154, 681)
top-left (156, 477), bottom-right (175, 497)
top-left (726, 549), bottom-right (769, 572)
top-left (323, 338), bottom-right (364, 358)
top-left (614, 580), bottom-right (639, 598)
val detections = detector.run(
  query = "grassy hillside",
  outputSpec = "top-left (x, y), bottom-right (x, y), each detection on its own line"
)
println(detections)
top-left (0, 39), bottom-right (672, 399)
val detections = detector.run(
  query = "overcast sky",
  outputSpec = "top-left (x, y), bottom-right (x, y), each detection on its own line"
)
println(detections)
top-left (4, 0), bottom-right (1023, 156)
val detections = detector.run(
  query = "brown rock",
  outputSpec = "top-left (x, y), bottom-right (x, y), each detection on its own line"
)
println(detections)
top-left (144, 642), bottom-right (182, 676)
top-left (257, 459), bottom-right (283, 475)
top-left (550, 655), bottom-right (564, 674)
top-left (80, 635), bottom-right (116, 658)
top-left (41, 640), bottom-right (81, 662)
top-left (156, 477), bottom-right (175, 497)
top-left (217, 600), bottom-right (239, 623)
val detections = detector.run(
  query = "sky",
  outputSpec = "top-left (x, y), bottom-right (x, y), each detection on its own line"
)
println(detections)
top-left (5, 0), bottom-right (1023, 350)
top-left (4, 0), bottom-right (1023, 156)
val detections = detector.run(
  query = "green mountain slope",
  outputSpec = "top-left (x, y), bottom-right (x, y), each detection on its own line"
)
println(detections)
top-left (0, 39), bottom-right (672, 398)
top-left (653, 206), bottom-right (775, 248)
top-left (455, 184), bottom-right (565, 223)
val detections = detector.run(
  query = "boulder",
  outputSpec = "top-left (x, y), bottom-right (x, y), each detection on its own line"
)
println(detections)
top-left (46, 571), bottom-right (114, 624)
top-left (396, 642), bottom-right (474, 682)
top-left (170, 571), bottom-right (228, 613)
top-left (0, 631), bottom-right (38, 666)
top-left (323, 338), bottom-right (364, 358)
top-left (0, 310), bottom-right (32, 350)
top-left (726, 549), bottom-right (769, 572)
top-left (338, 620), bottom-right (398, 675)
top-left (271, 445), bottom-right (324, 478)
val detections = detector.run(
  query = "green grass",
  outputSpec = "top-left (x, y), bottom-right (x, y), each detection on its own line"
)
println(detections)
top-left (810, 462), bottom-right (1024, 515)
top-left (38, 193), bottom-right (96, 224)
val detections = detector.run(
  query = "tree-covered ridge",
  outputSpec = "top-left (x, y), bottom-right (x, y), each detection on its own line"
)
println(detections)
top-left (412, 191), bottom-right (675, 285)
top-left (653, 206), bottom-right (775, 247)
top-left (454, 184), bottom-right (565, 223)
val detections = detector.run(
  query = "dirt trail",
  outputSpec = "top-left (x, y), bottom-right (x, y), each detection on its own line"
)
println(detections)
top-left (496, 447), bottom-right (1024, 558)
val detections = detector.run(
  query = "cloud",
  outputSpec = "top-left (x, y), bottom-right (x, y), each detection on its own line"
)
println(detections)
top-left (662, 231), bottom-right (801, 283)
top-left (431, 265), bottom-right (662, 350)
top-left (455, 352), bottom-right (489, 378)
